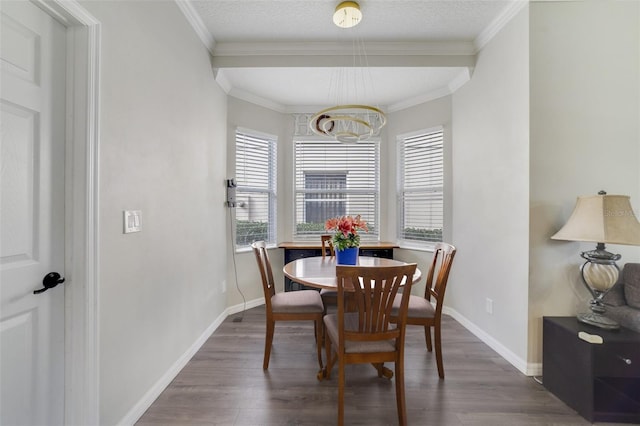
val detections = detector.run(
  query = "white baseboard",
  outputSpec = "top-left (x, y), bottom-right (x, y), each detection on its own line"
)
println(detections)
top-left (226, 296), bottom-right (266, 316)
top-left (443, 307), bottom-right (541, 376)
top-left (119, 297), bottom-right (265, 425)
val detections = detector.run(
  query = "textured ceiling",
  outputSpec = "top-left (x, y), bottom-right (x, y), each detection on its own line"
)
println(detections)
top-left (186, 0), bottom-right (520, 110)
top-left (191, 0), bottom-right (511, 42)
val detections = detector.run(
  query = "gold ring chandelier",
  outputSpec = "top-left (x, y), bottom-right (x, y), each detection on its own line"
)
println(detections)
top-left (310, 105), bottom-right (387, 143)
top-left (309, 1), bottom-right (387, 143)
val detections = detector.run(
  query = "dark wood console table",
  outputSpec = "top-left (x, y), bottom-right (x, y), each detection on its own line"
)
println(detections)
top-left (279, 241), bottom-right (398, 291)
top-left (543, 316), bottom-right (640, 423)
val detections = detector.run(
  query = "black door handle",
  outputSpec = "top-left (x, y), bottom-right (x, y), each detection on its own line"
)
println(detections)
top-left (34, 272), bottom-right (65, 294)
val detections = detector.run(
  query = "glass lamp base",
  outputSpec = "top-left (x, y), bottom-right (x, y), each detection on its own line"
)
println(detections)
top-left (577, 312), bottom-right (620, 330)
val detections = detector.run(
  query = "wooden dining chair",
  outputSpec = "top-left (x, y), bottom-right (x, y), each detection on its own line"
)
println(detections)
top-left (319, 235), bottom-right (338, 307)
top-left (251, 241), bottom-right (325, 371)
top-left (321, 234), bottom-right (335, 259)
top-left (322, 263), bottom-right (417, 426)
top-left (391, 242), bottom-right (456, 379)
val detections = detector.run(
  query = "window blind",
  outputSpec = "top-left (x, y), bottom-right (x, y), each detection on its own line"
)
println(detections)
top-left (294, 139), bottom-right (379, 240)
top-left (398, 128), bottom-right (443, 243)
top-left (235, 129), bottom-right (277, 247)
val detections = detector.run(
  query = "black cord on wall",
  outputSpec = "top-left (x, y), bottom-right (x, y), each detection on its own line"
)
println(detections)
top-left (228, 206), bottom-right (246, 322)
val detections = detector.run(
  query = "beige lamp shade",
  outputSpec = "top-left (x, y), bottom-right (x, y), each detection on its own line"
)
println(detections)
top-left (551, 194), bottom-right (640, 245)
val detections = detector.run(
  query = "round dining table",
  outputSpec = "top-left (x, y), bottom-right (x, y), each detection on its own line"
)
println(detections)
top-left (284, 255), bottom-right (421, 381)
top-left (283, 256), bottom-right (422, 290)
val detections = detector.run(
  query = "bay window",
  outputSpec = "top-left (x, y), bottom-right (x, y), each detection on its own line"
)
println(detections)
top-left (294, 139), bottom-right (379, 240)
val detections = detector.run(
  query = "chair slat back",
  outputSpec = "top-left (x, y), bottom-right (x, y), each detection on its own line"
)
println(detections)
top-left (424, 242), bottom-right (457, 312)
top-left (336, 264), bottom-right (417, 343)
top-left (251, 241), bottom-right (276, 308)
top-left (321, 234), bottom-right (335, 259)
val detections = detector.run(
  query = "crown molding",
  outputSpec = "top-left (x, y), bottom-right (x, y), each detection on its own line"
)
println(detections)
top-left (387, 67), bottom-right (472, 112)
top-left (387, 86), bottom-right (452, 113)
top-left (175, 1), bottom-right (526, 59)
top-left (282, 65), bottom-right (472, 115)
top-left (213, 41), bottom-right (476, 57)
top-left (474, 0), bottom-right (529, 51)
top-left (226, 66), bottom-right (474, 114)
top-left (213, 69), bottom-right (232, 94)
top-left (212, 54), bottom-right (475, 69)
top-left (212, 41), bottom-right (476, 68)
top-left (228, 88), bottom-right (288, 113)
top-left (448, 68), bottom-right (472, 93)
top-left (175, 0), bottom-right (216, 53)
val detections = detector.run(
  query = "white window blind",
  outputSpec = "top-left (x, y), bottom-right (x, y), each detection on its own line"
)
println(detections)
top-left (235, 129), bottom-right (277, 248)
top-left (397, 128), bottom-right (443, 243)
top-left (294, 139), bottom-right (379, 240)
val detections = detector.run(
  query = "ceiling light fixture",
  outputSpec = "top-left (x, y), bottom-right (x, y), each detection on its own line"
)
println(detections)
top-left (332, 1), bottom-right (362, 29)
top-left (310, 1), bottom-right (387, 143)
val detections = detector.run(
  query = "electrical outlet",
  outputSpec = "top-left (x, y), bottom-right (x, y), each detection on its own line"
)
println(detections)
top-left (222, 280), bottom-right (227, 293)
top-left (485, 298), bottom-right (493, 314)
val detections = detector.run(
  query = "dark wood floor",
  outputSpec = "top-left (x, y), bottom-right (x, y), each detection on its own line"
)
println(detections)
top-left (137, 306), bottom-right (606, 425)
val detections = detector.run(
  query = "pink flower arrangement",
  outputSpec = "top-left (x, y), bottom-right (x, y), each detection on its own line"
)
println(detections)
top-left (325, 215), bottom-right (369, 251)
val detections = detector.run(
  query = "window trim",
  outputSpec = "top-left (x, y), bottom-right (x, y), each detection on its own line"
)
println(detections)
top-left (396, 126), bottom-right (444, 247)
top-left (234, 127), bottom-right (278, 249)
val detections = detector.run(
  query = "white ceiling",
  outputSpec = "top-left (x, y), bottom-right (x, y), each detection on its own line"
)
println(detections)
top-left (183, 0), bottom-right (524, 111)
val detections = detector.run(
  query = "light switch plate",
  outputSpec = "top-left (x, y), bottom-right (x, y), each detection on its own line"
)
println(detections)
top-left (123, 210), bottom-right (142, 233)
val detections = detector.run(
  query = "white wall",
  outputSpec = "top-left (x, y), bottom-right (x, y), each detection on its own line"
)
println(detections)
top-left (529, 1), bottom-right (640, 363)
top-left (450, 7), bottom-right (531, 369)
top-left (80, 1), bottom-right (228, 424)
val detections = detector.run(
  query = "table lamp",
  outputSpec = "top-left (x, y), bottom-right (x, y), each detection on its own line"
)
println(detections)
top-left (551, 191), bottom-right (640, 329)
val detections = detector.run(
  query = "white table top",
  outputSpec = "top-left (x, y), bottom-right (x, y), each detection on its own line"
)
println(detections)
top-left (283, 256), bottom-right (422, 290)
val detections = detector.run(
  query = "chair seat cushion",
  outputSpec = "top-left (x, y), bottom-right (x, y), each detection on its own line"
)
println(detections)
top-left (271, 290), bottom-right (324, 314)
top-left (320, 288), bottom-right (337, 296)
top-left (324, 313), bottom-right (396, 353)
top-left (391, 294), bottom-right (436, 319)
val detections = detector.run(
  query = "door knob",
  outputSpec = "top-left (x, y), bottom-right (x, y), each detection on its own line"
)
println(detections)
top-left (34, 272), bottom-right (65, 294)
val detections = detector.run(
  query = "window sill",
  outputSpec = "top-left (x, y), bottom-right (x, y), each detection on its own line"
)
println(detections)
top-left (396, 242), bottom-right (437, 253)
top-left (235, 243), bottom-right (278, 254)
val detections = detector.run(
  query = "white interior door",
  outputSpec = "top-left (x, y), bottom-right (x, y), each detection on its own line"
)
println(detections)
top-left (1, 1), bottom-right (66, 424)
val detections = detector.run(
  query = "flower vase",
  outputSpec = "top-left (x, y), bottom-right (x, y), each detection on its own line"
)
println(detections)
top-left (336, 247), bottom-right (359, 265)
